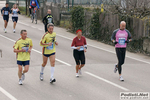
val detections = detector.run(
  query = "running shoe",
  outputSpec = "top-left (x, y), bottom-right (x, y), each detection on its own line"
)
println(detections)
top-left (114, 64), bottom-right (118, 73)
top-left (78, 69), bottom-right (82, 75)
top-left (13, 29), bottom-right (15, 33)
top-left (50, 78), bottom-right (56, 83)
top-left (4, 29), bottom-right (7, 33)
top-left (120, 76), bottom-right (124, 81)
top-left (76, 73), bottom-right (79, 77)
top-left (19, 79), bottom-right (23, 85)
top-left (40, 73), bottom-right (44, 81)
top-left (21, 73), bottom-right (25, 81)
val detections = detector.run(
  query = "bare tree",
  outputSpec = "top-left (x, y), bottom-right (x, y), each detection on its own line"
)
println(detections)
top-left (103, 0), bottom-right (150, 18)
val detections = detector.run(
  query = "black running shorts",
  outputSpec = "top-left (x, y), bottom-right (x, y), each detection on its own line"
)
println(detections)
top-left (73, 50), bottom-right (85, 65)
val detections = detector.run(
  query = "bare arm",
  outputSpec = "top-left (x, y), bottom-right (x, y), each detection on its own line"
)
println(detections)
top-left (14, 49), bottom-right (26, 53)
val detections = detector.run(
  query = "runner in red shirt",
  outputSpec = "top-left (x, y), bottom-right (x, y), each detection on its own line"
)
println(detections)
top-left (71, 29), bottom-right (87, 77)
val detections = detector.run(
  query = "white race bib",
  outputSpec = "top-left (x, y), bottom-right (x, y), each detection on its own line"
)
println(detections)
top-left (4, 11), bottom-right (8, 15)
top-left (48, 18), bottom-right (52, 23)
top-left (46, 43), bottom-right (53, 50)
top-left (119, 38), bottom-right (125, 45)
top-left (22, 47), bottom-right (29, 52)
top-left (78, 46), bottom-right (84, 51)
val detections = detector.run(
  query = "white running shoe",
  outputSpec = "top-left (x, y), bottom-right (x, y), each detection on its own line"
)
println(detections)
top-left (120, 76), bottom-right (124, 81)
top-left (78, 69), bottom-right (82, 75)
top-left (13, 29), bottom-right (15, 33)
top-left (19, 79), bottom-right (23, 85)
top-left (50, 78), bottom-right (56, 83)
top-left (21, 73), bottom-right (25, 81)
top-left (114, 64), bottom-right (118, 73)
top-left (4, 29), bottom-right (7, 33)
top-left (40, 73), bottom-right (44, 81)
top-left (76, 73), bottom-right (79, 77)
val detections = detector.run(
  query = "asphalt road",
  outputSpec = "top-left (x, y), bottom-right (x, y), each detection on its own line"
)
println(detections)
top-left (0, 1), bottom-right (150, 100)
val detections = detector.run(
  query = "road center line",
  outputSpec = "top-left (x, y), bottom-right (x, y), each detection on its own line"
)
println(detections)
top-left (0, 87), bottom-right (17, 100)
top-left (0, 34), bottom-right (71, 66)
top-left (85, 72), bottom-right (129, 91)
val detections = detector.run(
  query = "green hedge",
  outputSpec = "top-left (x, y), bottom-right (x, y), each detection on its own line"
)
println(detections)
top-left (70, 6), bottom-right (85, 33)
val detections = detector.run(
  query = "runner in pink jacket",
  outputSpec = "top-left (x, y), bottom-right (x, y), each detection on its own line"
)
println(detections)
top-left (111, 21), bottom-right (132, 81)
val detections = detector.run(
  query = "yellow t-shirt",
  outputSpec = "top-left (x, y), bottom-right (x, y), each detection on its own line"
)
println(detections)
top-left (40, 32), bottom-right (56, 55)
top-left (14, 38), bottom-right (33, 61)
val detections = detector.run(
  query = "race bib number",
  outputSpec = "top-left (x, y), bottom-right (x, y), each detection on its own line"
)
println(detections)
top-left (78, 46), bottom-right (84, 51)
top-left (4, 11), bottom-right (8, 15)
top-left (46, 43), bottom-right (53, 50)
top-left (48, 18), bottom-right (52, 23)
top-left (119, 38), bottom-right (125, 45)
top-left (22, 47), bottom-right (29, 52)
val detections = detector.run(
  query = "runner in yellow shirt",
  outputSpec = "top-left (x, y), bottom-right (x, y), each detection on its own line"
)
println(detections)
top-left (13, 30), bottom-right (33, 85)
top-left (40, 23), bottom-right (58, 83)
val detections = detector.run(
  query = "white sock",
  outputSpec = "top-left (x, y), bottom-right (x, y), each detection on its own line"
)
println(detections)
top-left (51, 67), bottom-right (55, 79)
top-left (41, 66), bottom-right (45, 73)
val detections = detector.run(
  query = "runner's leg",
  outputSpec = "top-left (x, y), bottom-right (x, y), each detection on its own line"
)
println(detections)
top-left (4, 20), bottom-right (8, 29)
top-left (119, 48), bottom-right (126, 75)
top-left (13, 21), bottom-right (16, 29)
top-left (18, 65), bottom-right (22, 79)
top-left (79, 51), bottom-right (85, 69)
top-left (41, 55), bottom-right (48, 73)
top-left (73, 50), bottom-right (80, 73)
top-left (45, 24), bottom-right (48, 32)
top-left (29, 7), bottom-right (31, 15)
top-left (23, 65), bottom-right (29, 73)
top-left (121, 48), bottom-right (126, 65)
top-left (18, 65), bottom-right (23, 85)
top-left (76, 65), bottom-right (80, 73)
top-left (49, 54), bottom-right (55, 79)
top-left (116, 48), bottom-right (122, 76)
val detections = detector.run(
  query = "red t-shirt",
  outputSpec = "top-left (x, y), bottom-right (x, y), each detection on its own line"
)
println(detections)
top-left (71, 36), bottom-right (87, 47)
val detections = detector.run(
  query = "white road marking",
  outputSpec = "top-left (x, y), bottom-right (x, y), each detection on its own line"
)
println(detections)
top-left (32, 49), bottom-right (71, 66)
top-left (85, 72), bottom-right (129, 91)
top-left (56, 34), bottom-right (72, 40)
top-left (18, 21), bottom-right (29, 26)
top-left (0, 34), bottom-right (71, 66)
top-left (0, 87), bottom-right (17, 100)
top-left (38, 28), bottom-right (43, 31)
top-left (31, 26), bottom-right (36, 28)
top-left (0, 34), bottom-right (16, 42)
